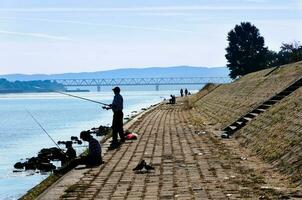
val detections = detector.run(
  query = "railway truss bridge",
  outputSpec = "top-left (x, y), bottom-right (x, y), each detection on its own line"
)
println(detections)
top-left (51, 77), bottom-right (231, 91)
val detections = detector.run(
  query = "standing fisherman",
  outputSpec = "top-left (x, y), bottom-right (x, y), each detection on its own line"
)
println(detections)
top-left (103, 87), bottom-right (125, 150)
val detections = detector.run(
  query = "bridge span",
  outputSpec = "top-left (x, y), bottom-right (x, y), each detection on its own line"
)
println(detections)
top-left (51, 77), bottom-right (231, 91)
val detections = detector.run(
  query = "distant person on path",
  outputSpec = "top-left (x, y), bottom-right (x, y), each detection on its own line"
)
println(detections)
top-left (169, 95), bottom-right (176, 104)
top-left (185, 88), bottom-right (188, 96)
top-left (103, 86), bottom-right (125, 150)
top-left (180, 88), bottom-right (183, 97)
top-left (78, 131), bottom-right (102, 166)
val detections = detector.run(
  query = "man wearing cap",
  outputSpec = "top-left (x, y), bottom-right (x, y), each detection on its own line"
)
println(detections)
top-left (104, 86), bottom-right (125, 149)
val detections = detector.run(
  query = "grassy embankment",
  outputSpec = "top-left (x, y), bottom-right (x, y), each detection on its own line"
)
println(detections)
top-left (188, 61), bottom-right (302, 186)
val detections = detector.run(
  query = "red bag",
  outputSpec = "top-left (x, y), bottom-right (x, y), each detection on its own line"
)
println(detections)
top-left (126, 133), bottom-right (138, 140)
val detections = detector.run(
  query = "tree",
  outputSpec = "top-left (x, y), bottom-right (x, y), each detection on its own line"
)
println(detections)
top-left (265, 50), bottom-right (279, 68)
top-left (265, 41), bottom-right (302, 68)
top-left (225, 22), bottom-right (268, 79)
top-left (277, 41), bottom-right (302, 65)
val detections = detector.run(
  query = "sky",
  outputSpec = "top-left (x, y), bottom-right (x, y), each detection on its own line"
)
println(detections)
top-left (0, 0), bottom-right (301, 74)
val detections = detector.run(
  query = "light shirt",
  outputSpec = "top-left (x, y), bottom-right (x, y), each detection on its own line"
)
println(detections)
top-left (112, 93), bottom-right (123, 112)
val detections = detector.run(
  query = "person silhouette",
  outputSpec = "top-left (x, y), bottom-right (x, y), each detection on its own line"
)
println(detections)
top-left (103, 87), bottom-right (125, 150)
top-left (79, 131), bottom-right (102, 166)
top-left (184, 88), bottom-right (188, 96)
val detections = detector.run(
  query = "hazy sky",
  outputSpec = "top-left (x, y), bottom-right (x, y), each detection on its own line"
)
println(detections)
top-left (0, 0), bottom-right (301, 74)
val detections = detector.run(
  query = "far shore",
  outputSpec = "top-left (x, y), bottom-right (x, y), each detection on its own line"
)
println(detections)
top-left (0, 89), bottom-right (90, 94)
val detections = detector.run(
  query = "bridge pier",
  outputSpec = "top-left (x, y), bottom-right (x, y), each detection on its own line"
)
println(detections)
top-left (156, 85), bottom-right (159, 91)
top-left (97, 86), bottom-right (101, 92)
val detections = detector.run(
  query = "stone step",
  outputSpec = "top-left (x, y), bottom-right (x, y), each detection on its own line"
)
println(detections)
top-left (293, 78), bottom-right (302, 84)
top-left (246, 112), bottom-right (258, 118)
top-left (228, 125), bottom-right (238, 130)
top-left (278, 91), bottom-right (294, 96)
top-left (223, 125), bottom-right (238, 132)
top-left (258, 104), bottom-right (272, 109)
top-left (264, 100), bottom-right (279, 105)
top-left (221, 77), bottom-right (302, 139)
top-left (228, 121), bottom-right (244, 128)
top-left (243, 117), bottom-right (253, 122)
top-left (285, 85), bottom-right (300, 91)
top-left (224, 119), bottom-right (248, 133)
top-left (235, 121), bottom-right (245, 125)
top-left (270, 95), bottom-right (285, 101)
top-left (288, 79), bottom-right (302, 88)
top-left (254, 108), bottom-right (266, 114)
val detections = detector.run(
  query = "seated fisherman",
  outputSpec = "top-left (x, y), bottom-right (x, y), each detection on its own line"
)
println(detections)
top-left (169, 95), bottom-right (176, 104)
top-left (61, 141), bottom-right (77, 167)
top-left (65, 141), bottom-right (76, 160)
top-left (78, 131), bottom-right (103, 167)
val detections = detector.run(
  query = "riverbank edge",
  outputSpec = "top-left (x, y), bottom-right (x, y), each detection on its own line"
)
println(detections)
top-left (20, 102), bottom-right (161, 200)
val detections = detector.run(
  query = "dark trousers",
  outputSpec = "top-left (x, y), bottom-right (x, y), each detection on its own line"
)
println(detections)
top-left (78, 155), bottom-right (102, 166)
top-left (112, 111), bottom-right (124, 143)
top-left (58, 155), bottom-right (102, 173)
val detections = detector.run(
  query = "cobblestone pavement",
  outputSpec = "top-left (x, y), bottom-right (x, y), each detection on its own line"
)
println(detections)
top-left (59, 101), bottom-right (301, 200)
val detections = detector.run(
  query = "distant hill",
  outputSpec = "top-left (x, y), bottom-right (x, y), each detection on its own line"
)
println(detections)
top-left (0, 66), bottom-right (229, 81)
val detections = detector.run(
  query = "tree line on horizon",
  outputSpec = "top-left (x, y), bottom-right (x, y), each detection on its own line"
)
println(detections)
top-left (0, 78), bottom-right (65, 93)
top-left (225, 22), bottom-right (302, 79)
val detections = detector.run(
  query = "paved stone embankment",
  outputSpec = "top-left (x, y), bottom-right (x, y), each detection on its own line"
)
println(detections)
top-left (39, 98), bottom-right (301, 200)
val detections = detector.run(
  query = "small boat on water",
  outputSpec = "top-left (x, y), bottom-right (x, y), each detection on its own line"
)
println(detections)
top-left (65, 89), bottom-right (90, 92)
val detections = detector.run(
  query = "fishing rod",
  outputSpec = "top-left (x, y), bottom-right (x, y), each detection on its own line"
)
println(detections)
top-left (34, 86), bottom-right (109, 106)
top-left (25, 109), bottom-right (62, 150)
top-left (55, 90), bottom-right (109, 106)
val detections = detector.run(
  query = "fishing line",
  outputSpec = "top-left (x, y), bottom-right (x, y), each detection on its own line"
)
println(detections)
top-left (25, 108), bottom-right (62, 150)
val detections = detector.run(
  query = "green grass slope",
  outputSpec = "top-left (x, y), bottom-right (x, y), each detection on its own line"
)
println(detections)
top-left (192, 61), bottom-right (302, 185)
top-left (236, 83), bottom-right (302, 185)
top-left (193, 62), bottom-right (302, 129)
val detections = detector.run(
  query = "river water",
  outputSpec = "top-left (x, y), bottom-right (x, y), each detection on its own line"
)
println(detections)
top-left (0, 90), bottom-right (191, 199)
